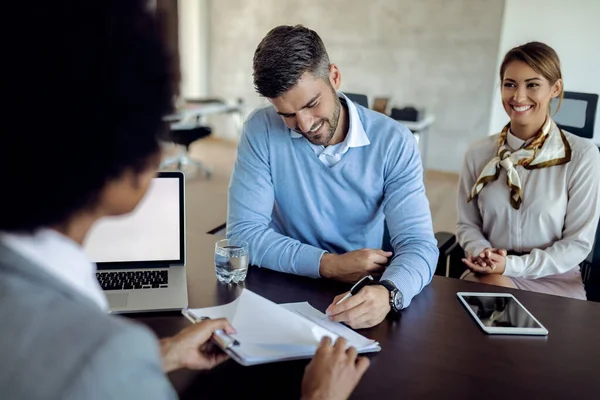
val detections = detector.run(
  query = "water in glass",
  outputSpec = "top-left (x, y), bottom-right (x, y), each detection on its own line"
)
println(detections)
top-left (215, 240), bottom-right (249, 283)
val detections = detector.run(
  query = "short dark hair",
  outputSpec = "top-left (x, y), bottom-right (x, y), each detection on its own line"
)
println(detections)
top-left (1, 0), bottom-right (174, 232)
top-left (253, 25), bottom-right (330, 98)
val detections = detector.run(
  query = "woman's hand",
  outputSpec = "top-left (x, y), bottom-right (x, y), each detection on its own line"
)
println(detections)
top-left (160, 318), bottom-right (236, 373)
top-left (462, 248), bottom-right (507, 275)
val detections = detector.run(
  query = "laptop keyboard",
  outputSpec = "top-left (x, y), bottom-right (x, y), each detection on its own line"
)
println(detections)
top-left (96, 270), bottom-right (169, 290)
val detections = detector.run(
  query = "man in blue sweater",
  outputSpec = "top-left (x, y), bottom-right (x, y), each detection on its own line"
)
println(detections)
top-left (227, 25), bottom-right (439, 329)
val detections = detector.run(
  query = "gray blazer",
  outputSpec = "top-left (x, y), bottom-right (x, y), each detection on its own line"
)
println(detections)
top-left (0, 242), bottom-right (177, 400)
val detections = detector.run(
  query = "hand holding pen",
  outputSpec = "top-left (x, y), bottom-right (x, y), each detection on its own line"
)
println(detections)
top-left (335, 275), bottom-right (375, 305)
top-left (159, 318), bottom-right (236, 373)
top-left (326, 275), bottom-right (393, 330)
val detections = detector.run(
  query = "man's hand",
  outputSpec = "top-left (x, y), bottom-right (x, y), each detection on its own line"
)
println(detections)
top-left (160, 318), bottom-right (236, 373)
top-left (325, 285), bottom-right (391, 329)
top-left (320, 249), bottom-right (392, 283)
top-left (462, 248), bottom-right (507, 275)
top-left (301, 337), bottom-right (370, 400)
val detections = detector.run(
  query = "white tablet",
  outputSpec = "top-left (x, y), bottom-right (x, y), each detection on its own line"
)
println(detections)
top-left (457, 292), bottom-right (549, 336)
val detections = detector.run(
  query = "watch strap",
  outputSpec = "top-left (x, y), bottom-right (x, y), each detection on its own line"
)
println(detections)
top-left (379, 280), bottom-right (402, 312)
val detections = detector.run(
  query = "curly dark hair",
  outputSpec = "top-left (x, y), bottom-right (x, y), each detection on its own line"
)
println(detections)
top-left (1, 0), bottom-right (174, 232)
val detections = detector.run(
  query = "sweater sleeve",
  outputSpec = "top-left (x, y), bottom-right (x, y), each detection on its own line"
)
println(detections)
top-left (226, 115), bottom-right (325, 278)
top-left (380, 127), bottom-right (439, 308)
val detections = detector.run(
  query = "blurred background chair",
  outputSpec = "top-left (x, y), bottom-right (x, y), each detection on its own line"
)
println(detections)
top-left (161, 125), bottom-right (213, 177)
top-left (344, 92), bottom-right (369, 108)
top-left (551, 91), bottom-right (598, 139)
top-left (160, 98), bottom-right (244, 177)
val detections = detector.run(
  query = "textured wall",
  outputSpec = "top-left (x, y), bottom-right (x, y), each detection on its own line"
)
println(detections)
top-left (207, 0), bottom-right (505, 172)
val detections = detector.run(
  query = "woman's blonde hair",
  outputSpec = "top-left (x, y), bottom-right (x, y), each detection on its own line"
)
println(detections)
top-left (499, 41), bottom-right (564, 114)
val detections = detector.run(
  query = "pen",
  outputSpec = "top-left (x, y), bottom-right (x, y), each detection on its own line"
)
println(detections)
top-left (197, 316), bottom-right (240, 348)
top-left (335, 275), bottom-right (374, 305)
top-left (212, 329), bottom-right (240, 349)
top-left (182, 312), bottom-right (240, 349)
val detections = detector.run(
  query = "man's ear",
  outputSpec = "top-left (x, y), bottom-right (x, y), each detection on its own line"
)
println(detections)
top-left (329, 64), bottom-right (342, 91)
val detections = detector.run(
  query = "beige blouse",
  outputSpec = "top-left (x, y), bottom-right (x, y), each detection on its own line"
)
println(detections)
top-left (457, 126), bottom-right (600, 279)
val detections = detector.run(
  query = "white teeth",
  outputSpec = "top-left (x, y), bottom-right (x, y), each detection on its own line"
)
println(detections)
top-left (309, 121), bottom-right (323, 133)
top-left (512, 105), bottom-right (532, 112)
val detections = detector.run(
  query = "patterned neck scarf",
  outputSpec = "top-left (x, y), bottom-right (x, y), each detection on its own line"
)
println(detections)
top-left (467, 118), bottom-right (571, 209)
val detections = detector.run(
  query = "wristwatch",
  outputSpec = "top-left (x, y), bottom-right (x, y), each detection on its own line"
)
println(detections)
top-left (379, 280), bottom-right (404, 312)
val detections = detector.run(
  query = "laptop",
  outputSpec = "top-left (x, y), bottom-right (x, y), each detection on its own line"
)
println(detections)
top-left (83, 171), bottom-right (188, 313)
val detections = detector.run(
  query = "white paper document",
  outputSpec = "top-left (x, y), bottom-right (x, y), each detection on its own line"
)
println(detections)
top-left (182, 289), bottom-right (381, 366)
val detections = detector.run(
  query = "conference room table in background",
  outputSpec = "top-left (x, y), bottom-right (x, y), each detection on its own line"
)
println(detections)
top-left (133, 233), bottom-right (600, 399)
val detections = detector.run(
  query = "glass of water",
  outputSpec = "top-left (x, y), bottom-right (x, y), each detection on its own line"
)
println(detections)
top-left (214, 238), bottom-right (249, 284)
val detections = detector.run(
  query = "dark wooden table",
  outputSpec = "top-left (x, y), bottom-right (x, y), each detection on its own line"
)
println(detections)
top-left (133, 234), bottom-right (600, 399)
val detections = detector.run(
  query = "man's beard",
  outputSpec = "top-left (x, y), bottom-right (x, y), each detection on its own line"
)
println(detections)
top-left (301, 94), bottom-right (341, 146)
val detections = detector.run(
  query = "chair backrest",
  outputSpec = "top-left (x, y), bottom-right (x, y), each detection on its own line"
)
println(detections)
top-left (343, 92), bottom-right (369, 108)
top-left (551, 91), bottom-right (598, 139)
top-left (593, 223), bottom-right (600, 265)
top-left (582, 221), bottom-right (600, 302)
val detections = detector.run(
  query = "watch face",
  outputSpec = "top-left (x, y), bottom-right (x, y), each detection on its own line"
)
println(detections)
top-left (392, 291), bottom-right (403, 309)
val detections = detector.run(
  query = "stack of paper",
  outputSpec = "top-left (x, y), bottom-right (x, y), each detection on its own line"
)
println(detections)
top-left (183, 289), bottom-right (381, 366)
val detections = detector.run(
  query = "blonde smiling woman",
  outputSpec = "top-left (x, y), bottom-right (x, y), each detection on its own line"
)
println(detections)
top-left (456, 41), bottom-right (600, 299)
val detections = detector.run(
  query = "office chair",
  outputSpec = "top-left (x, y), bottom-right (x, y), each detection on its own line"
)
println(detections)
top-left (581, 224), bottom-right (600, 302)
top-left (551, 91), bottom-right (598, 139)
top-left (343, 92), bottom-right (369, 108)
top-left (434, 219), bottom-right (600, 302)
top-left (160, 125), bottom-right (213, 177)
top-left (160, 97), bottom-right (245, 177)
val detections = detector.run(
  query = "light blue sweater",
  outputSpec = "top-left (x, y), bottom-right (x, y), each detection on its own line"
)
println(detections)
top-left (227, 99), bottom-right (439, 307)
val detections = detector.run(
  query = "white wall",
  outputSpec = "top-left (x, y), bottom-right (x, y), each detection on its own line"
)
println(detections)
top-left (178, 0), bottom-right (209, 98)
top-left (488, 0), bottom-right (600, 144)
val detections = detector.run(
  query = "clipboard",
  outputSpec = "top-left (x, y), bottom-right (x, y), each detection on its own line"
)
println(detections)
top-left (181, 289), bottom-right (381, 366)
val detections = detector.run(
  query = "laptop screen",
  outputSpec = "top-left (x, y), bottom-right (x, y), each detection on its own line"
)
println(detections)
top-left (83, 172), bottom-right (184, 267)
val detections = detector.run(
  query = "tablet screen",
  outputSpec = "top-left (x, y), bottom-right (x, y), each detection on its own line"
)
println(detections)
top-left (461, 295), bottom-right (542, 328)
